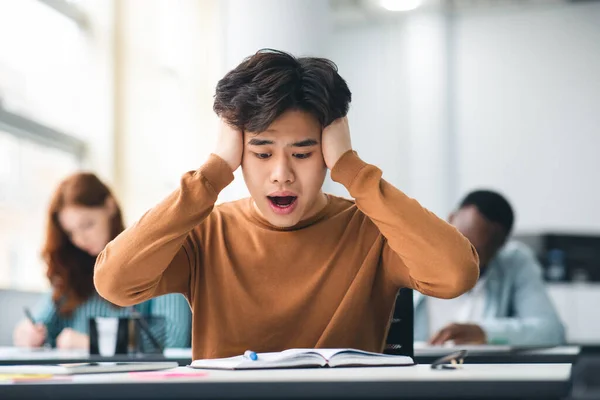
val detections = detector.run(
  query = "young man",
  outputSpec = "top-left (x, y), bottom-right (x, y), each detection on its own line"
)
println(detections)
top-left (94, 50), bottom-right (479, 360)
top-left (415, 190), bottom-right (565, 346)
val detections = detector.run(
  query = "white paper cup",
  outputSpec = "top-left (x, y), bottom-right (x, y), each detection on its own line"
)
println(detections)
top-left (95, 317), bottom-right (119, 357)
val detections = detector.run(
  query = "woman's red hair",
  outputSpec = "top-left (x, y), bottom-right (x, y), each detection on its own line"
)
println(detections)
top-left (41, 173), bottom-right (124, 315)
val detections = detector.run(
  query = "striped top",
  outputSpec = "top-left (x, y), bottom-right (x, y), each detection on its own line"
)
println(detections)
top-left (32, 292), bottom-right (191, 348)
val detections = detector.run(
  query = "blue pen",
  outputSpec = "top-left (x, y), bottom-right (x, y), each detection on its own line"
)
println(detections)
top-left (24, 307), bottom-right (36, 324)
top-left (24, 307), bottom-right (50, 348)
top-left (244, 350), bottom-right (258, 361)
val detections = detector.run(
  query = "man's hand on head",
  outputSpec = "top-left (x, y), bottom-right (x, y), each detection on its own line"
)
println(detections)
top-left (214, 119), bottom-right (243, 172)
top-left (429, 323), bottom-right (487, 346)
top-left (322, 117), bottom-right (352, 170)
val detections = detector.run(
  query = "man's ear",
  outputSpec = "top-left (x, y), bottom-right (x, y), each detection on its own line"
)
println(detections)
top-left (104, 196), bottom-right (118, 217)
top-left (493, 225), bottom-right (509, 250)
top-left (448, 211), bottom-right (456, 224)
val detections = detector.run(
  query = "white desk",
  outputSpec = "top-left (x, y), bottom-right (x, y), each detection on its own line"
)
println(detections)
top-left (1, 346), bottom-right (582, 367)
top-left (0, 347), bottom-right (87, 361)
top-left (0, 364), bottom-right (572, 399)
top-left (0, 347), bottom-right (178, 366)
top-left (414, 344), bottom-right (581, 364)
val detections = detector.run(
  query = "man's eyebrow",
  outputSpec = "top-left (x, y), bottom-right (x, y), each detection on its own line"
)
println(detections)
top-left (247, 138), bottom-right (274, 146)
top-left (290, 139), bottom-right (319, 148)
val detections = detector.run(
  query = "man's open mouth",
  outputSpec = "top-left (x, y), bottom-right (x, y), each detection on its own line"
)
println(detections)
top-left (267, 196), bottom-right (297, 208)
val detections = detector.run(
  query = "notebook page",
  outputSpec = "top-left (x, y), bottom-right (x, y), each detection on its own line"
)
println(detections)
top-left (190, 351), bottom-right (324, 370)
top-left (329, 352), bottom-right (414, 367)
top-left (279, 348), bottom-right (353, 361)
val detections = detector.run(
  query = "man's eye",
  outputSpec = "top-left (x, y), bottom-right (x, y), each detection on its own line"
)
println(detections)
top-left (255, 153), bottom-right (271, 159)
top-left (293, 153), bottom-right (312, 159)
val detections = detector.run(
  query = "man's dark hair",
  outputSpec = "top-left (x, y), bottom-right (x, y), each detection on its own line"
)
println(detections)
top-left (459, 190), bottom-right (515, 236)
top-left (213, 49), bottom-right (352, 132)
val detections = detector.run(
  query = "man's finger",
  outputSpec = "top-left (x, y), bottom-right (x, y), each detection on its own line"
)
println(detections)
top-left (429, 326), bottom-right (456, 345)
top-left (451, 332), bottom-right (471, 345)
top-left (428, 331), bottom-right (443, 345)
top-left (453, 325), bottom-right (485, 345)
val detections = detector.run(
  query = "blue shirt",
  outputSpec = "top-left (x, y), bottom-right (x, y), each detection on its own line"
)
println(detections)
top-left (33, 292), bottom-right (191, 348)
top-left (414, 241), bottom-right (566, 346)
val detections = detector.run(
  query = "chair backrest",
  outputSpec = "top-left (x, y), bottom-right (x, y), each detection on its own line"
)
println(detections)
top-left (384, 288), bottom-right (414, 358)
top-left (569, 347), bottom-right (600, 400)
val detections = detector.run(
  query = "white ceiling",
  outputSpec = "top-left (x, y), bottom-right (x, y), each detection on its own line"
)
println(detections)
top-left (330, 0), bottom-right (597, 26)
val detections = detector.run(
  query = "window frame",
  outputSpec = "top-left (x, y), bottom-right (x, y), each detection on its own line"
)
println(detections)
top-left (35, 0), bottom-right (88, 28)
top-left (0, 103), bottom-right (85, 161)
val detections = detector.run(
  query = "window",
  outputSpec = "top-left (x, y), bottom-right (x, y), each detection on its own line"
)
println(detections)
top-left (0, 129), bottom-right (80, 290)
top-left (0, 0), bottom-right (108, 291)
top-left (0, 0), bottom-right (88, 135)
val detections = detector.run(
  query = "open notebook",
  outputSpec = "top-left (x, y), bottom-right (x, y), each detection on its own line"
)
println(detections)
top-left (0, 362), bottom-right (178, 375)
top-left (190, 348), bottom-right (414, 370)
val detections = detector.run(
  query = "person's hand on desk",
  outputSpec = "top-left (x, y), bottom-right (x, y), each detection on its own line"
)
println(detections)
top-left (13, 319), bottom-right (48, 348)
top-left (56, 328), bottom-right (90, 350)
top-left (429, 323), bottom-right (486, 345)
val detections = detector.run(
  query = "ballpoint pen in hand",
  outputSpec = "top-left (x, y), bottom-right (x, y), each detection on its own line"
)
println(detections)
top-left (24, 307), bottom-right (36, 325)
top-left (23, 307), bottom-right (50, 348)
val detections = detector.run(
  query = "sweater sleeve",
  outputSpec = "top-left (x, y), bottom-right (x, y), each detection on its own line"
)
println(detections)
top-left (331, 150), bottom-right (479, 299)
top-left (94, 154), bottom-right (234, 306)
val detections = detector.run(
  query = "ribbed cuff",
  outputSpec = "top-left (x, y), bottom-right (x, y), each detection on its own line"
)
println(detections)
top-left (330, 150), bottom-right (368, 190)
top-left (198, 154), bottom-right (235, 195)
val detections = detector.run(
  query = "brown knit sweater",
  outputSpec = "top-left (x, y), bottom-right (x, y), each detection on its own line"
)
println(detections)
top-left (94, 151), bottom-right (479, 360)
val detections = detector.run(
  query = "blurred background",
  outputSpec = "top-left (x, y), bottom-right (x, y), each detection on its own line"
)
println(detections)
top-left (0, 0), bottom-right (598, 343)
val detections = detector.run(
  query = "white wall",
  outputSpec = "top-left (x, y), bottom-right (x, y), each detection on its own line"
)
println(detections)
top-left (331, 2), bottom-right (600, 231)
top-left (115, 0), bottom-right (222, 222)
top-left (330, 15), bottom-right (457, 218)
top-left (79, 0), bottom-right (117, 182)
top-left (328, 24), bottom-right (411, 200)
top-left (454, 2), bottom-right (600, 233)
top-left (548, 283), bottom-right (600, 343)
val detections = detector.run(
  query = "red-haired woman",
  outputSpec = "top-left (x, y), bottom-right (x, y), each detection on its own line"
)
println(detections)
top-left (13, 173), bottom-right (191, 349)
